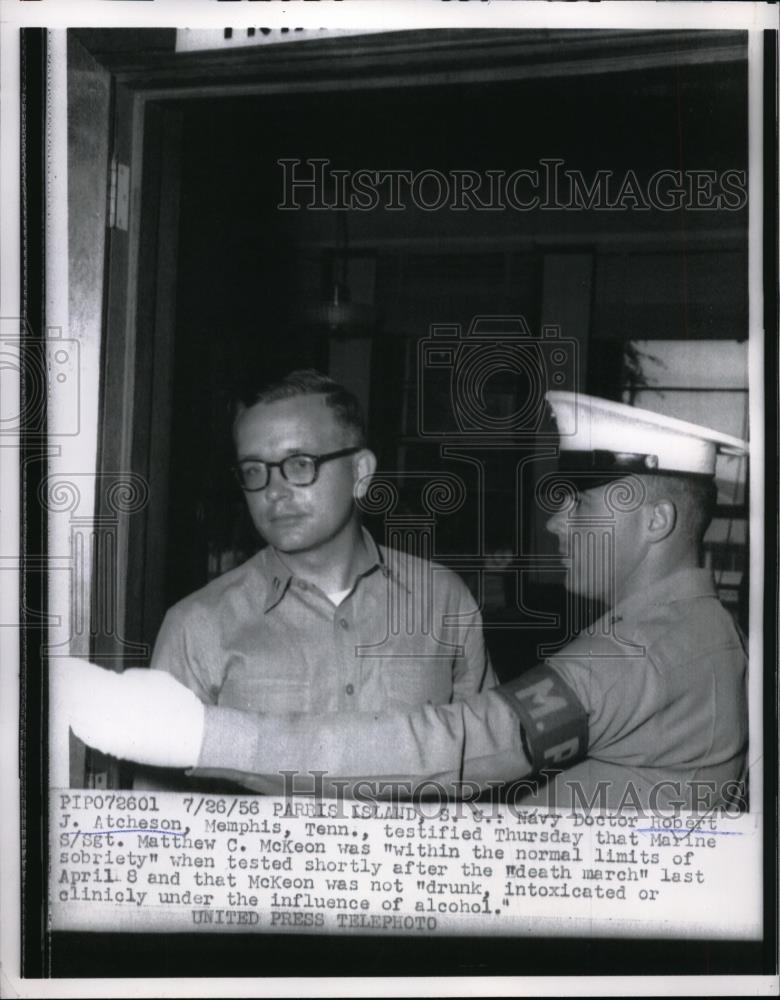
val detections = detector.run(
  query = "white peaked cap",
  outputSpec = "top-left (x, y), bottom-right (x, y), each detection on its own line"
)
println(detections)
top-left (546, 390), bottom-right (749, 476)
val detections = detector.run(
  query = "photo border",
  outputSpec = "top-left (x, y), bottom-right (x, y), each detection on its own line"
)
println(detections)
top-left (1, 2), bottom-right (777, 997)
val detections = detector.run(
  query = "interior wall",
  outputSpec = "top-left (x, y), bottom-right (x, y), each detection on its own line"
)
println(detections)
top-left (168, 63), bottom-right (747, 412)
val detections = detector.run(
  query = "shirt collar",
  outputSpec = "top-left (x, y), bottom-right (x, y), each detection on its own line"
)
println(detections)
top-left (260, 547), bottom-right (295, 613)
top-left (259, 527), bottom-right (404, 613)
top-left (611, 566), bottom-right (717, 623)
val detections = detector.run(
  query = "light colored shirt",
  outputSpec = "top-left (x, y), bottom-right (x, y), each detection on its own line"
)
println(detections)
top-left (151, 529), bottom-right (496, 717)
top-left (195, 567), bottom-right (748, 809)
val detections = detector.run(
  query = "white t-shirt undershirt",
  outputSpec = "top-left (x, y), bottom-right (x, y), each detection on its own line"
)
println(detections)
top-left (327, 588), bottom-right (352, 607)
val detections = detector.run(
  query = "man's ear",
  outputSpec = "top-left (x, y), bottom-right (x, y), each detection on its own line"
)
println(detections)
top-left (646, 498), bottom-right (677, 543)
top-left (353, 449), bottom-right (377, 500)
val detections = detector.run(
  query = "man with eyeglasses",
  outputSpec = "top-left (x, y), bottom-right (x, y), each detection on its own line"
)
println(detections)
top-left (146, 369), bottom-right (495, 791)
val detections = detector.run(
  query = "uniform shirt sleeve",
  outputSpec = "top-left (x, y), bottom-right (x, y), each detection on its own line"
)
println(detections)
top-left (548, 633), bottom-right (666, 757)
top-left (550, 614), bottom-right (748, 771)
top-left (150, 603), bottom-right (221, 705)
top-left (193, 690), bottom-right (532, 793)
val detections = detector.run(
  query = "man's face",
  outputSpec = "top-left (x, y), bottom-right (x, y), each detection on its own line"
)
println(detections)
top-left (545, 478), bottom-right (647, 604)
top-left (234, 394), bottom-right (364, 555)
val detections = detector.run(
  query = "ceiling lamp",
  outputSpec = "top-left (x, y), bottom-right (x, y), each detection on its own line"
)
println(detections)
top-left (303, 212), bottom-right (375, 335)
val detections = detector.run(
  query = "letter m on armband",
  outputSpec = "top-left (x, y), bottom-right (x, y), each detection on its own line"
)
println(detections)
top-left (495, 664), bottom-right (589, 773)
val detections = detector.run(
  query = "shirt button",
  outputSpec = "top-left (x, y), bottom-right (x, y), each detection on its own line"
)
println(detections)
top-left (339, 618), bottom-right (349, 630)
top-left (297, 580), bottom-right (308, 591)
top-left (345, 683), bottom-right (354, 695)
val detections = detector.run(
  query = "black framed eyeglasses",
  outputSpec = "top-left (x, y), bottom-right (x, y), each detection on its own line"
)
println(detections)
top-left (233, 447), bottom-right (361, 492)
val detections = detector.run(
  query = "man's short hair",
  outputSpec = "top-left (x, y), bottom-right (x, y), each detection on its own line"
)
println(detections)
top-left (236, 369), bottom-right (366, 446)
top-left (643, 474), bottom-right (718, 548)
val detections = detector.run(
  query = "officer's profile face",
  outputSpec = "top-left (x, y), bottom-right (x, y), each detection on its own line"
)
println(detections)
top-left (545, 479), bottom-right (647, 604)
top-left (233, 394), bottom-right (371, 555)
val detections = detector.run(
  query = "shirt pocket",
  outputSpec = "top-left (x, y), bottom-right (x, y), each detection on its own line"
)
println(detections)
top-left (379, 658), bottom-right (454, 710)
top-left (218, 656), bottom-right (312, 714)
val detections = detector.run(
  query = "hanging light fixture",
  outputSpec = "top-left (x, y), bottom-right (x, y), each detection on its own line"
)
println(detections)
top-left (303, 212), bottom-right (375, 335)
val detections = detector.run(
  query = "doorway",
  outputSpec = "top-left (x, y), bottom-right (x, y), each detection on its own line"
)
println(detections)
top-left (70, 28), bottom-right (749, 788)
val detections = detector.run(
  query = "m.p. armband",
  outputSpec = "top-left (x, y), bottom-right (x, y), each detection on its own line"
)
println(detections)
top-left (495, 664), bottom-right (589, 774)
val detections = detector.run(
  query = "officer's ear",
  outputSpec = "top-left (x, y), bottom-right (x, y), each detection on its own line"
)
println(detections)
top-left (352, 448), bottom-right (377, 500)
top-left (646, 498), bottom-right (677, 543)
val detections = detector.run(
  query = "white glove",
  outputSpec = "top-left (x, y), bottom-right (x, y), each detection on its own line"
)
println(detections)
top-left (51, 657), bottom-right (205, 768)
